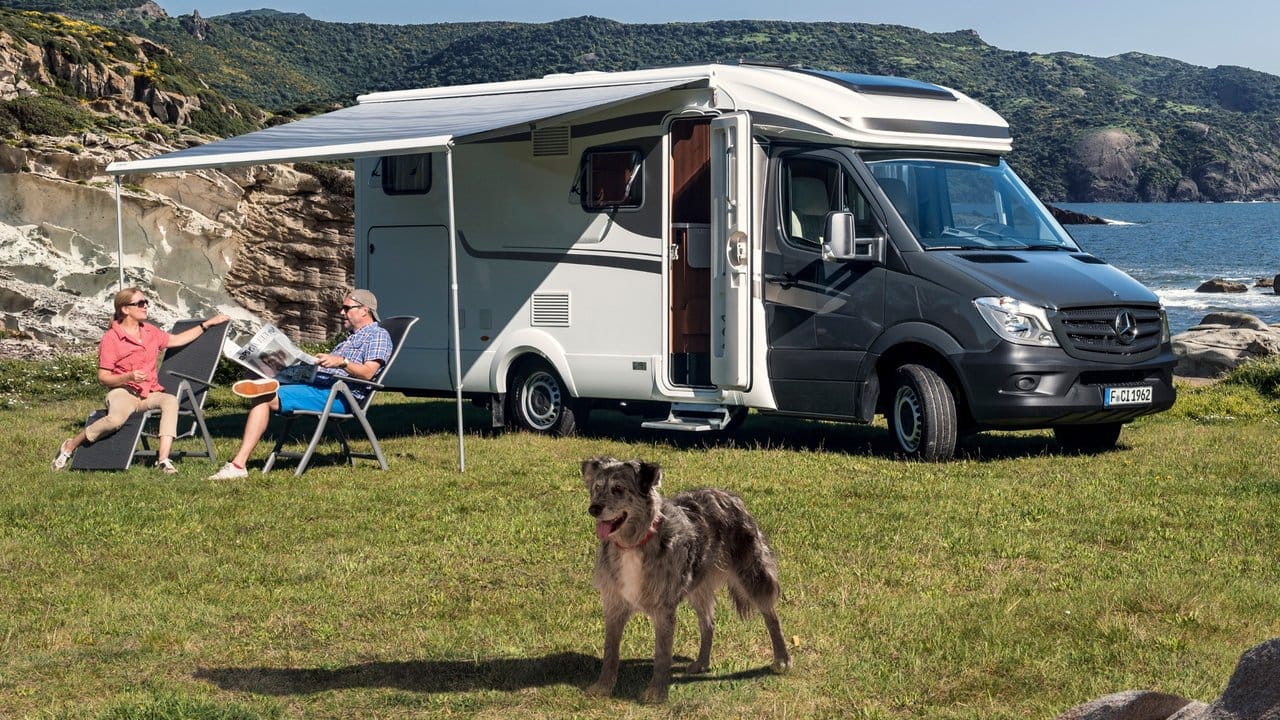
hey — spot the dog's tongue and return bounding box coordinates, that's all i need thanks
[595,520,614,542]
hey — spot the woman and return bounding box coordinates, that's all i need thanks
[51,287,230,474]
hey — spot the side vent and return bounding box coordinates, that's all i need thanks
[531,292,571,326]
[532,126,571,157]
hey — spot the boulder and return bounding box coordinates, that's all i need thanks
[1172,312,1280,378]
[1196,278,1249,293]
[1055,638,1280,720]
[1054,690,1194,719]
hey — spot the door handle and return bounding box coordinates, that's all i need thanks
[764,272,797,288]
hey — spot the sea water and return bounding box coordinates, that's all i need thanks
[1057,202,1280,334]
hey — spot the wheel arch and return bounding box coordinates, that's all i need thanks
[489,329,578,397]
[868,326,971,425]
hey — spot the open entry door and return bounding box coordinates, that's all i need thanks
[709,112,752,390]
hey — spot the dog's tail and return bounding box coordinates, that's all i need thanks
[729,543,782,619]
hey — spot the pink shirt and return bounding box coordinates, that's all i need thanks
[98,321,171,397]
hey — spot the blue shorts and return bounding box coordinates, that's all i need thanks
[278,383,351,414]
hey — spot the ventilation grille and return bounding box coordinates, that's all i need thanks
[532,126,571,157]
[1056,305,1163,357]
[958,253,1026,264]
[531,292,571,326]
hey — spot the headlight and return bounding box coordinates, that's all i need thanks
[1159,306,1171,343]
[974,296,1059,347]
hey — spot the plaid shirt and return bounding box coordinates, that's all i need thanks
[313,322,393,400]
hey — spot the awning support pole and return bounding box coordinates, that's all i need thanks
[446,147,465,472]
[114,176,124,289]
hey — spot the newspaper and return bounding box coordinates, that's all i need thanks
[223,324,319,383]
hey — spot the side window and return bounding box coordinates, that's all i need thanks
[782,158,880,247]
[578,148,643,211]
[379,154,431,195]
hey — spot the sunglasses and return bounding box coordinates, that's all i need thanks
[339,304,363,313]
[125,299,150,308]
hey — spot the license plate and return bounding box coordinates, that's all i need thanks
[1104,386,1152,407]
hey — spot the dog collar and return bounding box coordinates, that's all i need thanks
[612,514,662,550]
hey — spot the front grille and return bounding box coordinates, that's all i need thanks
[1055,305,1163,357]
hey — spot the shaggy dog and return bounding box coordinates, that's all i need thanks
[582,456,791,703]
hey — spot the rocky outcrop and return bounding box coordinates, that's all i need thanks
[0,18,349,347]
[1172,312,1280,378]
[0,144,354,346]
[1067,126,1280,203]
[1055,638,1280,720]
[1048,204,1110,225]
[1196,278,1249,293]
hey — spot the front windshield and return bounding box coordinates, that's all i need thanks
[866,156,1078,251]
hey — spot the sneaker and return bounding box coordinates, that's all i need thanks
[208,462,248,480]
[51,441,73,471]
[233,378,280,399]
[157,458,178,474]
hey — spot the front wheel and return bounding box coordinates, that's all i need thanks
[887,364,958,461]
[506,360,581,436]
[1053,423,1122,453]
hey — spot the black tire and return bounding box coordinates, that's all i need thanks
[506,360,580,436]
[1053,423,1122,453]
[887,364,958,461]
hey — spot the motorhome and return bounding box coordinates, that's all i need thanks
[114,62,1178,460]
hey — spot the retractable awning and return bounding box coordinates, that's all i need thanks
[105,73,704,471]
[106,77,699,174]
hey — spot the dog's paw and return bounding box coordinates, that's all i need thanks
[640,686,669,704]
[685,659,710,674]
[584,682,614,698]
[771,657,793,675]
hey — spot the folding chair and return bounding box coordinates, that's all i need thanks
[261,315,418,477]
[71,319,229,470]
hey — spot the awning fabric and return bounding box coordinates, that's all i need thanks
[106,78,696,175]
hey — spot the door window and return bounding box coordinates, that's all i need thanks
[781,158,880,248]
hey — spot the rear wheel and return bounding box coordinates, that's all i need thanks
[506,360,580,436]
[887,364,957,461]
[1053,423,1122,453]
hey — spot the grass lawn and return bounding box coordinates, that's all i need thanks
[1,359,1278,719]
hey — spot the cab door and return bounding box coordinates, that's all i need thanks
[761,149,888,417]
[709,112,752,390]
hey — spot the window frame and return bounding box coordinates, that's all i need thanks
[576,147,645,212]
[378,153,433,196]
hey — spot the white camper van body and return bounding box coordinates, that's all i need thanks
[346,63,1174,454]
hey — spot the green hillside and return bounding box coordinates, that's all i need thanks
[4,2,1279,201]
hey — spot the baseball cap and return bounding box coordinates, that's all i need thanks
[347,289,379,320]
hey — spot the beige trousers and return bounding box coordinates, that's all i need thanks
[85,388,179,442]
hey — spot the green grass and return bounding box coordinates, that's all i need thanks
[2,358,1279,719]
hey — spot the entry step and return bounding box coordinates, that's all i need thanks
[641,404,735,432]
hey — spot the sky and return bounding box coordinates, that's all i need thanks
[153,0,1280,77]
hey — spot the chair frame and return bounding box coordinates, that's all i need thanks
[260,315,418,476]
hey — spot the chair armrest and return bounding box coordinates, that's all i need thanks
[168,370,212,391]
[335,375,384,390]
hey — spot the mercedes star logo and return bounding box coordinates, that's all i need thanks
[1112,311,1139,345]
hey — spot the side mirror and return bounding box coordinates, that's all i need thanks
[823,211,886,264]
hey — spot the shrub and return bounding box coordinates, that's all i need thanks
[0,95,94,135]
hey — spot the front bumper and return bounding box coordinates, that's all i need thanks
[953,341,1177,430]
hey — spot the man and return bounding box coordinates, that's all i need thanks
[209,289,392,479]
